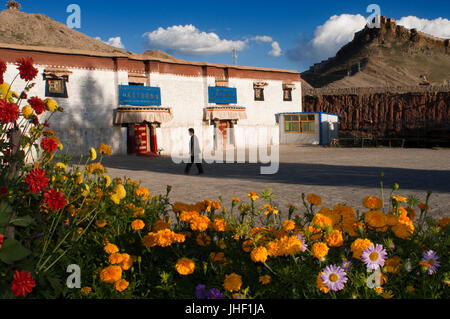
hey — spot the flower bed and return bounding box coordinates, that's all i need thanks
[0,58,449,299]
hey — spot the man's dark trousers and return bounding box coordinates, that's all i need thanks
[185,155,204,174]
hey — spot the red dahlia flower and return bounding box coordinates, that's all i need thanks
[0,99,20,124]
[0,59,6,84]
[27,96,46,115]
[0,186,7,197]
[44,189,67,211]
[40,137,58,153]
[0,233,4,249]
[11,270,36,297]
[25,168,49,193]
[16,57,38,82]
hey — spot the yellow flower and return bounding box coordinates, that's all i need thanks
[131,219,145,231]
[312,242,329,260]
[111,184,126,204]
[85,162,105,175]
[104,243,119,255]
[104,175,111,187]
[248,192,259,201]
[89,147,97,161]
[179,211,199,223]
[350,238,373,260]
[81,184,90,197]
[80,287,92,295]
[54,162,67,170]
[259,275,271,285]
[407,286,415,293]
[99,265,122,284]
[306,193,322,206]
[232,197,240,203]
[365,211,387,228]
[44,98,58,112]
[392,196,407,203]
[324,230,344,247]
[223,273,242,292]
[282,220,296,232]
[0,82,12,99]
[97,143,113,156]
[175,258,195,276]
[250,246,268,263]
[114,279,129,292]
[362,196,383,210]
[381,290,394,299]
[22,105,34,119]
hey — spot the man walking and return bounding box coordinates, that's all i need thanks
[184,128,204,175]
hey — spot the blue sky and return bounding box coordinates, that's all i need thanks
[17,0,450,72]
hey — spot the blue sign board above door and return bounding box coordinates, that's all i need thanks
[208,87,237,104]
[119,85,161,106]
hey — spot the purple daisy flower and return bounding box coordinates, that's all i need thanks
[195,284,207,299]
[233,293,247,299]
[421,250,440,275]
[341,260,351,271]
[296,233,307,252]
[207,288,223,299]
[362,244,387,270]
[321,265,348,292]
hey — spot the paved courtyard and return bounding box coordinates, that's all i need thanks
[102,146,450,219]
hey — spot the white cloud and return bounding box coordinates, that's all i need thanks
[95,36,125,49]
[397,16,450,39]
[287,14,367,65]
[268,41,282,57]
[143,25,247,56]
[252,35,273,43]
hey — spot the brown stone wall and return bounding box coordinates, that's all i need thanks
[303,87,450,140]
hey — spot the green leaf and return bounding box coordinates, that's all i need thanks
[0,201,13,227]
[0,238,31,264]
[10,215,35,227]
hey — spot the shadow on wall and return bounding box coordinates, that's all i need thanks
[50,72,125,156]
[101,155,450,193]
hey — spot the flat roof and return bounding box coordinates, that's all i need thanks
[0,42,300,75]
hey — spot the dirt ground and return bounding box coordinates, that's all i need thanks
[101,146,450,219]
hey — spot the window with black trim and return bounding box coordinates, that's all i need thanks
[283,88,292,101]
[254,87,264,101]
[44,73,69,98]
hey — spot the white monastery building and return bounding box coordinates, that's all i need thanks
[1,43,303,157]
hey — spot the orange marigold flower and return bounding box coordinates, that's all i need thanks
[259,275,271,285]
[119,253,133,271]
[80,287,92,295]
[363,196,383,210]
[131,219,145,231]
[104,243,119,255]
[385,256,402,274]
[350,238,373,260]
[114,279,129,292]
[324,230,344,247]
[437,217,450,229]
[212,218,228,232]
[307,193,322,206]
[312,242,329,260]
[248,192,259,201]
[152,219,170,232]
[282,220,296,232]
[99,265,122,284]
[316,272,329,294]
[210,252,225,263]
[250,246,268,263]
[242,240,253,253]
[175,258,195,276]
[418,202,429,211]
[196,233,211,246]
[312,213,333,229]
[190,215,211,232]
[365,211,387,228]
[179,211,199,223]
[109,253,125,265]
[223,273,242,292]
[135,187,150,200]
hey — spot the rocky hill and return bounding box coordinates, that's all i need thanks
[0,5,175,59]
[301,17,450,88]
